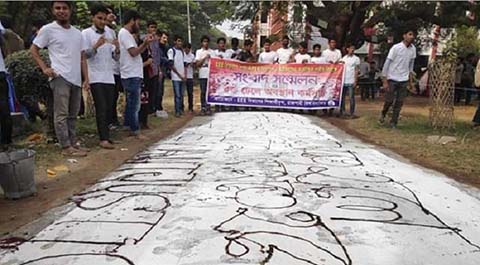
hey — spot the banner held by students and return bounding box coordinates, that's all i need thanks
[207,58,344,109]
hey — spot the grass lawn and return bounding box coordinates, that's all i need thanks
[327,96,480,187]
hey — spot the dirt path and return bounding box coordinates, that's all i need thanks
[0,115,193,235]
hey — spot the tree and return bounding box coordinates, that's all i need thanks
[232,0,480,51]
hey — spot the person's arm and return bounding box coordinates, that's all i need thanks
[85,36,106,59]
[168,49,185,81]
[30,27,57,78]
[30,44,56,78]
[126,34,153,57]
[81,51,90,90]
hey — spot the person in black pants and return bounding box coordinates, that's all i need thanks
[0,72,13,150]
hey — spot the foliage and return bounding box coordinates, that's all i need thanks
[5,49,50,101]
[444,25,480,59]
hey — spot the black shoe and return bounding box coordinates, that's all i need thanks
[378,115,386,124]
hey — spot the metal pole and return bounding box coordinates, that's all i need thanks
[187,0,192,43]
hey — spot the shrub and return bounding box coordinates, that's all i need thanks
[5,49,50,101]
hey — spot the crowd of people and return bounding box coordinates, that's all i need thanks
[0,1,479,155]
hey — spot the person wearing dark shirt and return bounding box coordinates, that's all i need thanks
[238,39,254,62]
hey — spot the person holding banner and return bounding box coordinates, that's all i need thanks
[238,39,255,62]
[311,44,327,64]
[339,43,360,118]
[322,39,342,64]
[214,37,233,60]
[258,39,278,64]
[277,36,294,64]
[294,41,311,64]
[321,39,341,116]
[195,35,214,115]
[228,38,241,60]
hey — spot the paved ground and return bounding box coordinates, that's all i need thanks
[1,112,480,265]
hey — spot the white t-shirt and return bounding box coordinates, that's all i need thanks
[227,48,241,60]
[214,49,232,60]
[118,28,143,79]
[167,47,185,81]
[81,27,115,84]
[277,47,294,64]
[294,53,311,64]
[195,48,214,79]
[33,21,83,86]
[340,54,361,85]
[105,26,120,75]
[184,52,195,79]
[322,48,342,63]
[0,22,5,72]
[384,42,416,82]
[311,56,327,64]
[258,51,278,63]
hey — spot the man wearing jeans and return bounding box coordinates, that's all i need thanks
[118,10,153,139]
[82,4,117,149]
[154,30,169,118]
[339,43,360,118]
[0,21,13,151]
[195,35,214,115]
[379,29,416,129]
[31,1,89,157]
[168,35,186,117]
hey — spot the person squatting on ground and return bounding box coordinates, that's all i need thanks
[379,29,417,129]
[31,1,90,157]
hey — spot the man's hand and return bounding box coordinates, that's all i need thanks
[112,39,119,50]
[145,58,153,66]
[82,80,90,91]
[94,36,106,50]
[144,34,154,44]
[382,78,389,92]
[43,68,57,78]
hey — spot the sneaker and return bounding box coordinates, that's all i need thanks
[155,110,163,117]
[175,113,181,118]
[74,145,91,152]
[160,110,169,118]
[390,123,398,129]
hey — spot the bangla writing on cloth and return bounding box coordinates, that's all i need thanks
[207,58,345,109]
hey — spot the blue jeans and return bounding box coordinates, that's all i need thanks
[121,77,142,134]
[186,79,194,111]
[172,80,184,114]
[340,84,355,115]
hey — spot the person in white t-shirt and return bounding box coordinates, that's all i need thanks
[195,35,214,115]
[258,39,278,64]
[380,29,417,128]
[322,39,342,64]
[118,9,153,139]
[311,44,327,64]
[167,35,186,117]
[321,39,342,116]
[184,43,195,113]
[228,37,241,60]
[277,36,294,64]
[0,21,13,150]
[339,43,360,117]
[294,41,311,64]
[31,1,89,157]
[214,37,233,60]
[81,4,118,150]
